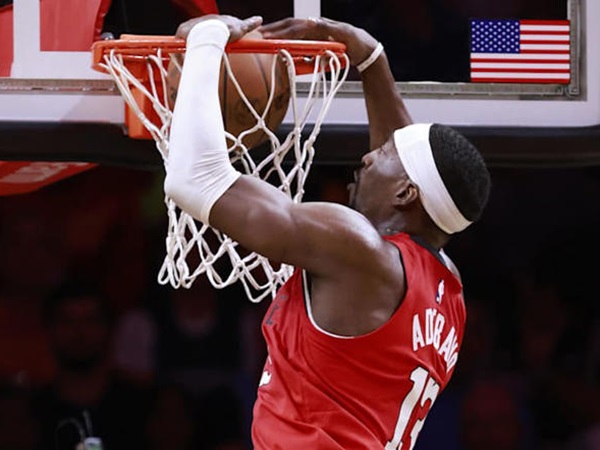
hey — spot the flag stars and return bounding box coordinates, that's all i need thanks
[471,19,520,53]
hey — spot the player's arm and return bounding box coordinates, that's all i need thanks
[164,16,394,279]
[211,178,392,279]
[259,17,413,149]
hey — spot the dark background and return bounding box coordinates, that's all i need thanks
[0,1,598,450]
[0,160,598,450]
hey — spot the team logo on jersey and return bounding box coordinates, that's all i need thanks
[435,279,445,304]
[265,293,289,326]
[259,370,272,387]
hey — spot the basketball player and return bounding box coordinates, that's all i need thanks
[165,14,491,449]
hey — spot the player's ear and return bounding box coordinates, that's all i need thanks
[393,180,419,208]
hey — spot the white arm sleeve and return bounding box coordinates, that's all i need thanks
[164,19,241,225]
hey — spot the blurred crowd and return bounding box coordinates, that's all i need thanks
[0,167,266,450]
[0,162,598,450]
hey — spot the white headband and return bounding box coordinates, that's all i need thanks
[394,124,472,234]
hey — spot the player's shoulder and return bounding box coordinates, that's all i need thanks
[297,201,384,249]
[385,235,463,290]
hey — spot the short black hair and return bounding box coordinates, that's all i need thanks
[42,278,111,327]
[429,124,491,222]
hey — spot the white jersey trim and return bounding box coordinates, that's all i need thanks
[439,249,451,268]
[302,270,355,340]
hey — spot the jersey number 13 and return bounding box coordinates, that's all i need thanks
[385,367,440,450]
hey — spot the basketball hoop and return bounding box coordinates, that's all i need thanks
[91,34,349,303]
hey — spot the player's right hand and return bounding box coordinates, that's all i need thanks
[259,17,378,67]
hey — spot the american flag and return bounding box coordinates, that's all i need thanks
[470,19,571,84]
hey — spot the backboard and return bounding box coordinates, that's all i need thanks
[0,0,598,193]
[0,0,597,126]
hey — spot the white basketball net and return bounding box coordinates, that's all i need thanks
[97,43,349,303]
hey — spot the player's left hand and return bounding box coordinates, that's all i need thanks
[176,14,263,43]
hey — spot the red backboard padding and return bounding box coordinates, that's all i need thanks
[0,0,113,75]
[40,0,113,51]
[0,4,12,77]
[0,162,96,196]
[172,0,219,16]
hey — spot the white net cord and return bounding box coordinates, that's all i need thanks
[99,46,349,303]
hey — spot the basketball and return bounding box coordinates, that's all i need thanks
[167,30,290,150]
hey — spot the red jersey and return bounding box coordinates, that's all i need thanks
[252,233,466,449]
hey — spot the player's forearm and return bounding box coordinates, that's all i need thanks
[320,21,413,149]
[360,50,413,150]
[164,20,241,224]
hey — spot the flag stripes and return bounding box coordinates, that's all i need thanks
[470,19,571,84]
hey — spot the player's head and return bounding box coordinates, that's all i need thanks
[349,123,490,236]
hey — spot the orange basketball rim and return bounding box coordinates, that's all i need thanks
[90,33,349,302]
[91,35,347,140]
[91,34,347,76]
